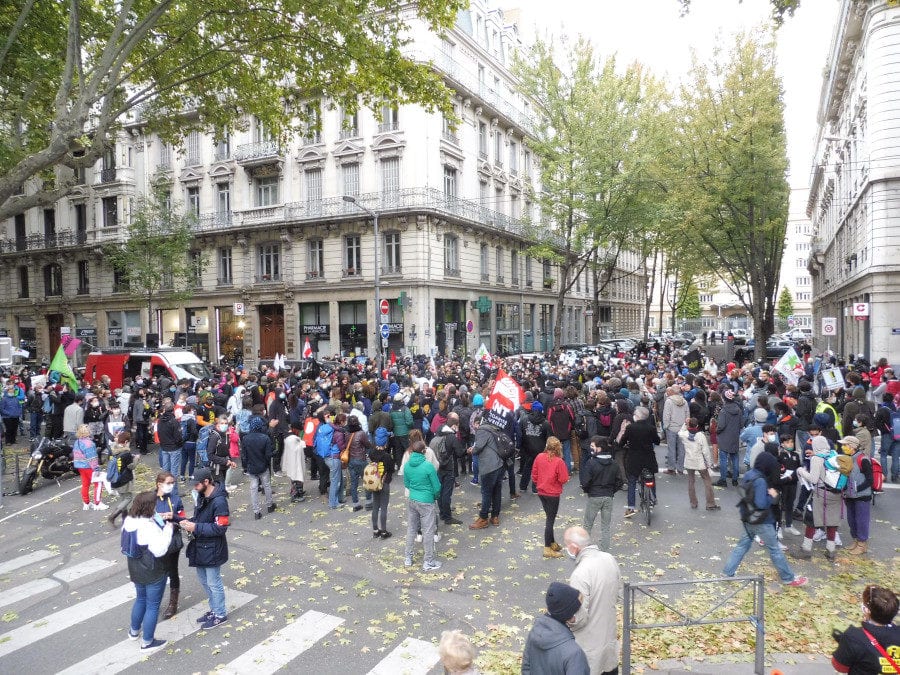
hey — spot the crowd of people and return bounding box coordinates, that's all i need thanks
[2,337,898,670]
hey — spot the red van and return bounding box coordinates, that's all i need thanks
[83,348,211,389]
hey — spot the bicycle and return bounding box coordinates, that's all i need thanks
[638,468,656,526]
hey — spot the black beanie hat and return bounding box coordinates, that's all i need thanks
[545,582,581,623]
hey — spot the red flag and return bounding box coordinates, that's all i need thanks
[61,335,82,357]
[390,350,396,365]
[302,338,312,359]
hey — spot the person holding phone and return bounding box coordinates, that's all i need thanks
[154,471,185,620]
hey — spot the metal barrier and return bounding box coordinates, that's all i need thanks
[623,575,765,675]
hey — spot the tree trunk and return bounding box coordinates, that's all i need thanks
[643,248,659,340]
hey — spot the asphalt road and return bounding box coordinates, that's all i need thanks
[0,444,897,674]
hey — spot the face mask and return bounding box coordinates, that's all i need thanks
[218,424,228,432]
[279,394,286,400]
[853,420,860,427]
[565,547,578,561]
[160,483,174,495]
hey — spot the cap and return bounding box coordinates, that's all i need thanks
[546,582,581,623]
[838,435,860,448]
[472,394,484,407]
[753,408,768,423]
[393,392,404,402]
[532,401,544,413]
[193,468,213,484]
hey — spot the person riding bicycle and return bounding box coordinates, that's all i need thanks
[619,406,660,518]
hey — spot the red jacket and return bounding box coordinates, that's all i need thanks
[531,452,569,497]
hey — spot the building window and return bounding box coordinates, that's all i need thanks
[112,264,128,293]
[307,239,324,278]
[344,235,361,275]
[443,166,457,198]
[101,146,116,182]
[44,263,62,297]
[255,176,279,206]
[495,246,504,283]
[510,194,519,219]
[494,129,503,167]
[442,102,459,143]
[342,162,360,198]
[525,256,533,287]
[379,100,399,133]
[189,250,203,287]
[511,249,519,285]
[187,186,200,216]
[524,150,531,176]
[303,102,322,143]
[444,235,459,275]
[185,131,202,166]
[218,247,233,285]
[214,133,230,161]
[254,117,274,143]
[257,243,280,281]
[340,109,359,138]
[17,266,29,298]
[216,182,231,217]
[480,243,490,281]
[158,142,171,170]
[699,293,714,303]
[77,260,89,295]
[381,157,400,194]
[796,276,810,287]
[102,196,117,228]
[306,168,323,206]
[796,257,807,268]
[384,231,401,273]
[495,186,504,214]
[796,291,811,301]
[509,140,518,174]
[478,122,488,159]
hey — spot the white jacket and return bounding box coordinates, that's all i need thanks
[569,545,621,674]
[678,426,713,471]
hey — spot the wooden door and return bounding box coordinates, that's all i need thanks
[258,304,285,359]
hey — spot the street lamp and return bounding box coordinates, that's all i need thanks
[342,195,381,371]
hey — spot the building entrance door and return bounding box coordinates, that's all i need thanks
[47,313,64,357]
[258,304,285,359]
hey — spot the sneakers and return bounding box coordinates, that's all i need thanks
[813,529,826,542]
[787,576,809,588]
[380,531,392,539]
[140,639,167,650]
[373,529,383,538]
[128,628,140,640]
[352,504,363,512]
[443,517,463,526]
[470,478,479,486]
[422,560,442,572]
[834,533,843,546]
[623,509,636,518]
[786,526,801,536]
[82,503,91,511]
[196,610,215,624]
[434,533,441,543]
[489,516,500,526]
[777,528,783,541]
[706,504,721,511]
[415,533,423,543]
[254,512,262,520]
[200,615,227,630]
[404,556,413,567]
[267,503,277,513]
[364,503,373,510]
[469,518,490,530]
[714,480,727,487]
[92,502,109,511]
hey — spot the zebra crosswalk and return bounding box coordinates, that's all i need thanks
[0,548,444,674]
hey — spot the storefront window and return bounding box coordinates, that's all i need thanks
[185,308,209,360]
[299,302,331,357]
[217,307,244,367]
[338,301,367,357]
[73,313,97,366]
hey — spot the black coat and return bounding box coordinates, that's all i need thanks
[620,419,660,477]
[186,485,229,568]
[241,430,274,476]
[156,411,182,451]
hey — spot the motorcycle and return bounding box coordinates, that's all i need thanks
[19,437,76,495]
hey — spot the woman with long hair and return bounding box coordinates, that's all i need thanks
[531,436,570,558]
[154,471,185,620]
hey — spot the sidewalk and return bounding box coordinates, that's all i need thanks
[645,651,832,674]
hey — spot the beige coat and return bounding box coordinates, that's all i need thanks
[568,545,620,674]
[678,427,713,471]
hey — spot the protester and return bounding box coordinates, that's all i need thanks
[403,440,442,572]
[153,471,185,620]
[678,417,720,511]
[832,585,899,674]
[522,582,590,675]
[579,436,623,552]
[531,436,570,558]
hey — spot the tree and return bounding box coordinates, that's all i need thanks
[515,37,672,347]
[0,0,462,220]
[777,286,794,320]
[677,280,702,320]
[103,190,203,337]
[677,0,800,25]
[671,29,789,346]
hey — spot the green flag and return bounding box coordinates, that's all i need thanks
[49,345,79,392]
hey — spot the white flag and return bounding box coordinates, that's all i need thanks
[773,347,803,385]
[475,342,492,364]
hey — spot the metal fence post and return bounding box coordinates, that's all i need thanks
[622,582,631,675]
[754,575,765,675]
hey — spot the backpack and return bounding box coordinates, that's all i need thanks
[362,461,384,492]
[488,427,516,462]
[736,476,769,525]
[314,423,337,458]
[195,424,213,466]
[891,410,900,441]
[862,454,884,492]
[41,395,52,414]
[597,408,613,428]
[579,411,600,441]
[818,450,849,492]
[431,435,452,473]
[548,403,573,438]
[106,453,122,486]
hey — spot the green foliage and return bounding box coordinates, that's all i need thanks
[0,0,463,219]
[103,189,203,332]
[677,0,801,25]
[677,280,702,319]
[671,28,789,345]
[777,286,794,319]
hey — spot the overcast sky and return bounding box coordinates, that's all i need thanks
[509,0,842,213]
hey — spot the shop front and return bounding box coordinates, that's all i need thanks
[495,302,520,356]
[107,310,142,349]
[184,307,210,360]
[434,299,466,357]
[338,300,367,357]
[299,302,331,357]
[73,313,98,366]
[216,306,244,367]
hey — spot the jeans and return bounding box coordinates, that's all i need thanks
[665,430,683,471]
[584,495,614,551]
[562,439,573,471]
[626,473,656,509]
[438,472,455,521]
[325,456,343,508]
[719,451,740,482]
[181,442,196,478]
[348,458,368,505]
[723,521,796,583]
[880,436,900,480]
[519,452,537,492]
[478,466,503,520]
[130,574,167,644]
[195,565,227,617]
[539,495,560,546]
[249,471,273,514]
[159,449,181,489]
[135,423,149,454]
[845,498,871,542]
[405,500,437,565]
[29,412,43,439]
[371,486,390,531]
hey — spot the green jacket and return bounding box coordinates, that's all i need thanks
[390,404,414,437]
[403,452,440,503]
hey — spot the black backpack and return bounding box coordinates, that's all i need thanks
[431,435,452,473]
[548,403,573,437]
[488,427,516,461]
[736,476,769,525]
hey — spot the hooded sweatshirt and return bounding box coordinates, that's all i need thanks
[522,614,590,675]
[662,393,688,432]
[580,452,623,497]
[402,452,440,504]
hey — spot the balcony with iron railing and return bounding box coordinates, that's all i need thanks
[0,231,82,255]
[342,267,361,278]
[338,128,360,140]
[445,267,461,278]
[305,270,324,280]
[442,130,460,145]
[382,265,402,276]
[234,141,282,164]
[217,277,233,286]
[301,132,323,145]
[377,122,400,134]
[481,272,490,282]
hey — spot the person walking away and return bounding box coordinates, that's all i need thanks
[577,398,601,473]
[434,412,466,526]
[154,471,185,620]
[389,392,414,471]
[580,436,624,552]
[723,452,808,587]
[832,585,900,674]
[563,526,621,675]
[839,435,874,555]
[282,426,307,503]
[240,416,276,519]
[403,440,442,571]
[345,415,373,512]
[662,386,689,474]
[369,431,395,538]
[181,468,230,629]
[121,490,174,650]
[519,401,551,494]
[522,582,590,675]
[619,407,660,517]
[156,402,183,492]
[678,418,720,511]
[547,388,576,471]
[531,436,570,558]
[73,424,107,510]
[315,412,345,509]
[468,412,505,529]
[793,436,845,561]
[714,388,743,486]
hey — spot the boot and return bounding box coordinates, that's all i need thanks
[162,588,179,620]
[468,517,490,530]
[846,539,859,553]
[543,546,563,559]
[848,541,868,556]
[490,516,501,526]
[107,507,124,526]
[549,542,562,552]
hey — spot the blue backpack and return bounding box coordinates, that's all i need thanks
[195,425,213,466]
[314,423,337,459]
[106,454,122,485]
[42,395,52,414]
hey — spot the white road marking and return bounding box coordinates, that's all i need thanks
[218,609,344,674]
[367,637,441,675]
[0,582,135,660]
[0,486,82,524]
[52,558,115,583]
[57,589,257,675]
[0,549,56,575]
[0,578,59,609]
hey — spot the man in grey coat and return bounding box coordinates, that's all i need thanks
[467,412,505,530]
[662,387,689,474]
[715,388,743,487]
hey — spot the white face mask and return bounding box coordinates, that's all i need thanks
[160,483,174,495]
[565,547,578,561]
[218,424,228,432]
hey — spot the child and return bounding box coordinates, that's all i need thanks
[72,424,106,510]
[778,433,802,536]
[108,431,139,525]
[439,630,479,675]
